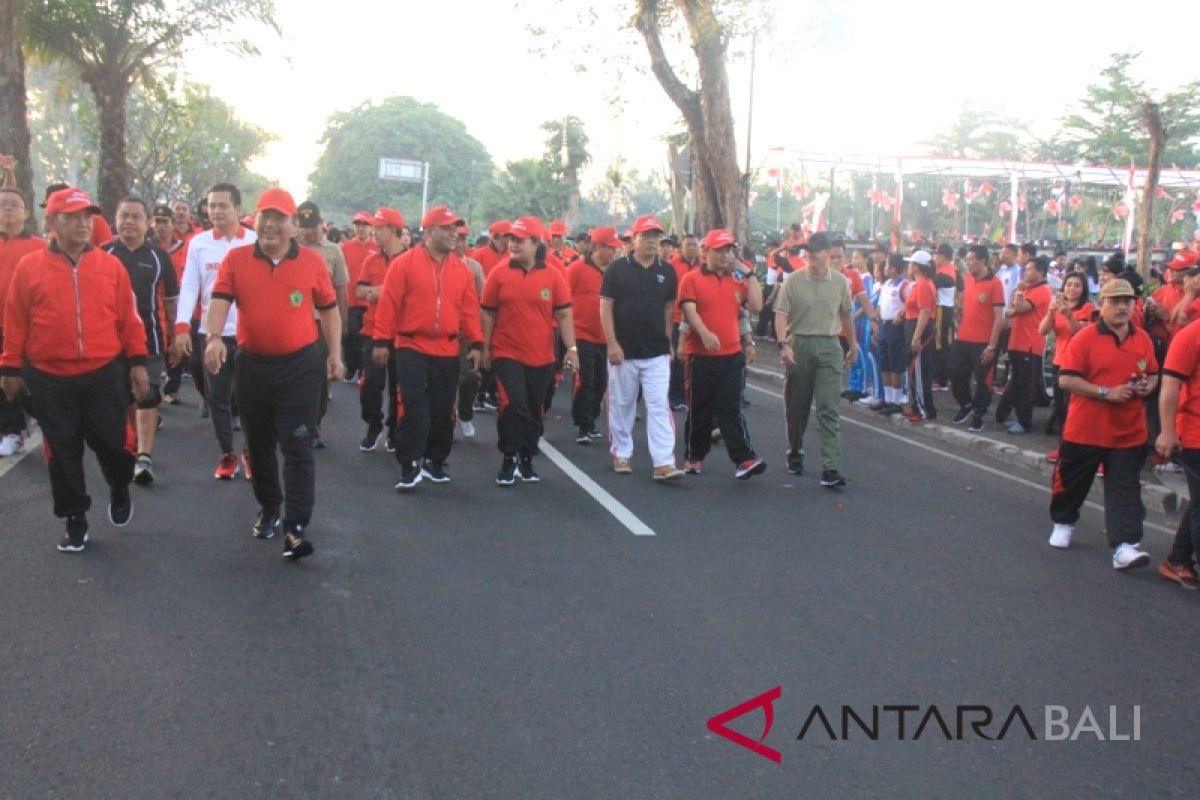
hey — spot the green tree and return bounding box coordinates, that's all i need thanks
[23,0,278,215]
[1055,51,1200,168]
[923,103,1029,160]
[25,65,272,209]
[478,159,566,224]
[308,96,494,226]
[541,116,590,228]
[0,0,36,228]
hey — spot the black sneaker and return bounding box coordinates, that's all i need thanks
[385,434,396,453]
[587,428,603,440]
[518,457,540,482]
[282,524,313,560]
[108,485,133,526]
[394,461,422,492]
[360,422,383,451]
[576,427,590,444]
[952,405,973,425]
[966,415,984,433]
[820,470,847,488]
[421,460,451,483]
[496,456,518,487]
[312,427,326,450]
[232,416,242,432]
[58,514,89,553]
[786,457,804,476]
[252,510,281,539]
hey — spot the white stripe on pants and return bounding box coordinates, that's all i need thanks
[607,355,676,466]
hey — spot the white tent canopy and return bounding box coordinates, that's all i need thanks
[767,150,1200,190]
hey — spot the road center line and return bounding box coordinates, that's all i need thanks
[745,382,1176,537]
[539,439,657,537]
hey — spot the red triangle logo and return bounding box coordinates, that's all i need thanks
[706,686,782,763]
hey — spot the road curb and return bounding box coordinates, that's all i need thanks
[746,365,1179,514]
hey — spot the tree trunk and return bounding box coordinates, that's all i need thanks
[666,139,688,235]
[0,0,37,231]
[1136,101,1164,278]
[90,71,132,218]
[636,0,746,243]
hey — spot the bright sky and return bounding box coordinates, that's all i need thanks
[180,0,1192,200]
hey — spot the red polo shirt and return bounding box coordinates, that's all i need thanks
[211,240,335,357]
[669,255,700,324]
[903,276,935,321]
[677,267,749,357]
[1059,320,1158,448]
[472,244,506,277]
[566,258,606,344]
[1163,320,1200,448]
[340,238,379,309]
[957,272,1005,344]
[481,260,571,366]
[1051,302,1094,367]
[1009,282,1053,354]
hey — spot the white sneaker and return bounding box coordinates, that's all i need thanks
[0,433,23,456]
[855,395,877,406]
[1112,542,1150,571]
[459,420,475,438]
[1048,523,1073,549]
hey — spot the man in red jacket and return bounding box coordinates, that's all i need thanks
[1,188,149,553]
[372,206,484,491]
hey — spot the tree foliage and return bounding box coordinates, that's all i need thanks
[478,159,565,224]
[308,96,493,226]
[922,103,1029,161]
[1053,51,1200,168]
[541,116,590,226]
[25,65,272,207]
[22,0,279,213]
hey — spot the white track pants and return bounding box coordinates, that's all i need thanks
[607,355,676,467]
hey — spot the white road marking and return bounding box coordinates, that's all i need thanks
[540,439,657,537]
[745,382,1176,537]
[0,431,42,479]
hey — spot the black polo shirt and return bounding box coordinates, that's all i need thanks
[104,238,180,355]
[599,255,677,359]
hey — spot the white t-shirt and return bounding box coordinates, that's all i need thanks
[175,227,257,336]
[878,277,908,322]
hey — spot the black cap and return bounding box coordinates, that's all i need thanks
[296,201,321,229]
[152,203,173,219]
[41,182,69,208]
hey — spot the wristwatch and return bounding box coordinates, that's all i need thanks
[1097,386,1110,399]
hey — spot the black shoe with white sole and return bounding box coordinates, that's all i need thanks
[421,460,451,483]
[360,423,383,452]
[820,470,848,488]
[518,457,540,482]
[786,457,804,476]
[952,405,973,425]
[576,427,590,444]
[252,510,281,539]
[394,462,422,491]
[282,524,314,561]
[108,486,133,526]
[58,514,89,553]
[497,456,518,486]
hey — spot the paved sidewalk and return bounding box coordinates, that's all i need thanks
[746,338,1188,512]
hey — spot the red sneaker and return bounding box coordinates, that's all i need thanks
[1045,448,1059,464]
[1158,561,1200,590]
[241,448,253,480]
[214,452,240,480]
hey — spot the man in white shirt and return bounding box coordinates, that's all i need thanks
[171,182,257,480]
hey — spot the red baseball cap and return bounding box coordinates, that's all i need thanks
[240,214,255,228]
[1167,251,1199,271]
[702,229,736,250]
[590,226,622,248]
[548,219,568,236]
[489,220,511,236]
[629,214,665,235]
[44,187,102,216]
[508,216,545,241]
[256,187,298,217]
[421,205,463,229]
[371,207,406,229]
[352,211,373,224]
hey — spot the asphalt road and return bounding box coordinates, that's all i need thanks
[1,371,1197,799]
